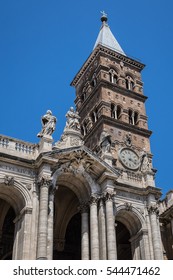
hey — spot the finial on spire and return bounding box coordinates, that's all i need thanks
[100,11,108,23]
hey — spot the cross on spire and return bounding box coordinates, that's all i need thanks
[100,11,107,17]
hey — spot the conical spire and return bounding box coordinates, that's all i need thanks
[93,12,126,56]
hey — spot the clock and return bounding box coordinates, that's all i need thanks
[119,148,140,170]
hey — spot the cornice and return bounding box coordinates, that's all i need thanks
[76,81,147,115]
[115,183,162,198]
[71,44,145,87]
[84,115,152,143]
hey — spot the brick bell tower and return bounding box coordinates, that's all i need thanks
[71,12,154,182]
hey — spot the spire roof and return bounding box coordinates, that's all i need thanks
[93,12,126,56]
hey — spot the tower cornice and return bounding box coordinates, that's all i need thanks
[83,115,152,144]
[71,44,145,87]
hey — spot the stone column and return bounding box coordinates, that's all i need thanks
[98,199,107,259]
[90,195,99,260]
[142,230,151,259]
[146,211,154,259]
[104,191,117,259]
[148,205,163,259]
[37,177,51,260]
[79,202,89,260]
[47,186,55,260]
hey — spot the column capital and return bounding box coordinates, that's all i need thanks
[79,201,89,213]
[147,204,159,216]
[103,189,115,201]
[90,194,99,205]
[38,176,52,188]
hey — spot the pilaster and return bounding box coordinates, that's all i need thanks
[148,205,163,259]
[90,194,99,260]
[37,177,52,260]
[79,201,90,260]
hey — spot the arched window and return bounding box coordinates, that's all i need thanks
[109,69,118,84]
[134,112,138,125]
[126,76,134,90]
[129,109,138,125]
[81,121,87,136]
[91,73,97,87]
[91,108,98,123]
[129,109,134,125]
[111,104,121,119]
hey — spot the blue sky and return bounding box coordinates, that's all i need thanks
[0,0,173,196]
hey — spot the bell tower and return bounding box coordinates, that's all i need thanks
[71,13,153,175]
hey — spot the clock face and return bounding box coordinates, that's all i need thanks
[119,148,140,170]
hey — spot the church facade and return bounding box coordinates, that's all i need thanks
[0,14,173,260]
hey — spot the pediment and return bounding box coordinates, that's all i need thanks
[46,145,120,181]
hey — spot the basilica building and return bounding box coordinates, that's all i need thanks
[0,14,173,260]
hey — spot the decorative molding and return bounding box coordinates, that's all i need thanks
[0,163,36,177]
[79,201,89,213]
[124,202,133,211]
[148,205,159,216]
[37,176,52,188]
[90,194,99,205]
[103,189,115,201]
[4,175,14,186]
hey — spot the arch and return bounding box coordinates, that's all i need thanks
[116,204,145,235]
[0,178,32,214]
[125,74,135,90]
[108,65,120,74]
[111,103,122,119]
[0,178,33,260]
[128,109,139,125]
[0,205,15,260]
[109,68,119,84]
[52,166,100,201]
[115,204,148,260]
[91,73,97,87]
[91,107,98,123]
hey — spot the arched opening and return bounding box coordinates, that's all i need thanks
[109,69,118,84]
[91,108,98,123]
[53,185,81,260]
[53,213,81,260]
[111,104,121,119]
[0,199,15,260]
[116,221,132,260]
[115,207,144,260]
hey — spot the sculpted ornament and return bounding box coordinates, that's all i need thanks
[99,130,112,154]
[65,107,81,131]
[125,132,132,147]
[140,150,150,172]
[79,201,89,213]
[103,189,115,201]
[37,110,57,138]
[124,202,133,211]
[38,176,52,188]
[4,175,14,186]
[147,205,159,216]
[90,194,99,205]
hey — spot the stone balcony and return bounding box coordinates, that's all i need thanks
[0,134,39,160]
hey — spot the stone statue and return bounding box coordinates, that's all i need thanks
[99,130,112,154]
[140,150,150,172]
[65,107,80,131]
[37,110,57,138]
[125,132,132,147]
